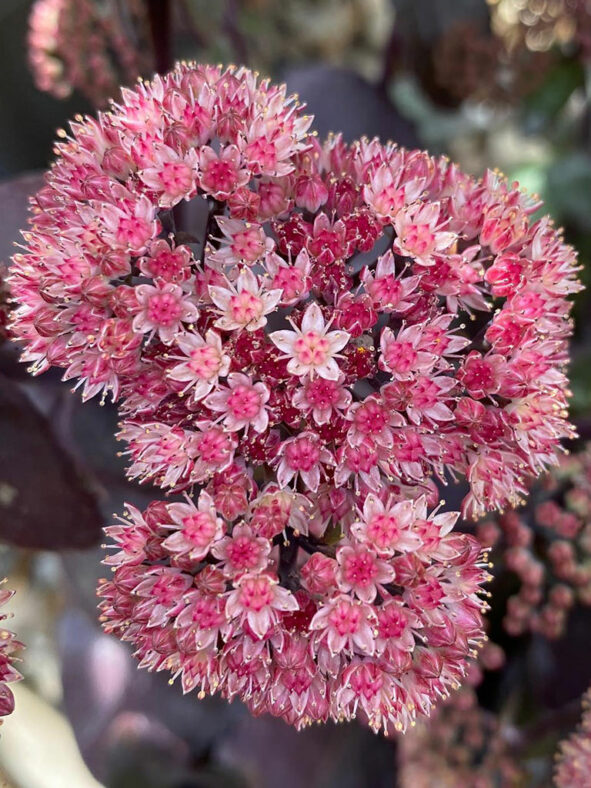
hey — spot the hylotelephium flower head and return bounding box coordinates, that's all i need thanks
[8,62,582,733]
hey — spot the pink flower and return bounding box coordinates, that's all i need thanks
[351,495,423,556]
[168,330,231,401]
[270,303,350,380]
[198,145,249,199]
[458,351,506,399]
[295,173,329,212]
[347,395,405,448]
[249,487,312,539]
[120,422,198,489]
[140,145,199,207]
[362,159,425,220]
[393,203,456,265]
[406,375,456,424]
[225,573,299,639]
[379,324,437,380]
[334,442,383,491]
[275,432,334,491]
[139,239,193,283]
[293,376,352,424]
[243,117,306,177]
[208,463,252,521]
[133,282,198,344]
[175,590,228,650]
[191,423,236,482]
[209,218,274,267]
[336,544,395,603]
[209,268,282,332]
[300,553,338,595]
[100,190,160,254]
[310,596,377,655]
[162,492,225,561]
[266,249,311,306]
[375,599,420,656]
[103,503,154,566]
[10,62,581,734]
[212,524,271,577]
[361,251,419,312]
[335,293,378,338]
[204,373,270,433]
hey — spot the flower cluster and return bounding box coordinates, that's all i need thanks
[477,444,591,639]
[27,0,152,106]
[555,684,591,787]
[0,585,22,723]
[8,62,580,729]
[98,491,489,731]
[397,631,519,787]
[9,64,581,521]
[397,682,523,788]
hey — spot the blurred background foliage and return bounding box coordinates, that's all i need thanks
[3,0,591,786]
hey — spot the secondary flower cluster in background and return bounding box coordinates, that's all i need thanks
[27,0,153,106]
[477,444,591,640]
[0,585,22,724]
[397,681,523,788]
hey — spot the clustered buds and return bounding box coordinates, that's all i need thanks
[9,62,581,730]
[397,684,523,788]
[0,585,22,723]
[555,684,591,787]
[27,0,152,106]
[477,444,591,639]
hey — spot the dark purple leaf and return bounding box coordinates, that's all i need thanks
[283,65,419,147]
[0,171,45,261]
[529,606,591,709]
[58,607,244,783]
[217,712,396,788]
[0,373,103,549]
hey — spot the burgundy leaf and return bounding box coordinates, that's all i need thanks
[0,373,102,549]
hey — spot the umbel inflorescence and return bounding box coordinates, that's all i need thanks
[28,0,152,107]
[9,63,580,731]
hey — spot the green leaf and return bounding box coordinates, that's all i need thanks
[568,351,591,416]
[522,58,585,131]
[544,152,591,231]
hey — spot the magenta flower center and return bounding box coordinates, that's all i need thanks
[238,577,274,612]
[293,332,331,366]
[284,437,321,471]
[227,385,262,418]
[328,601,362,636]
[147,292,183,326]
